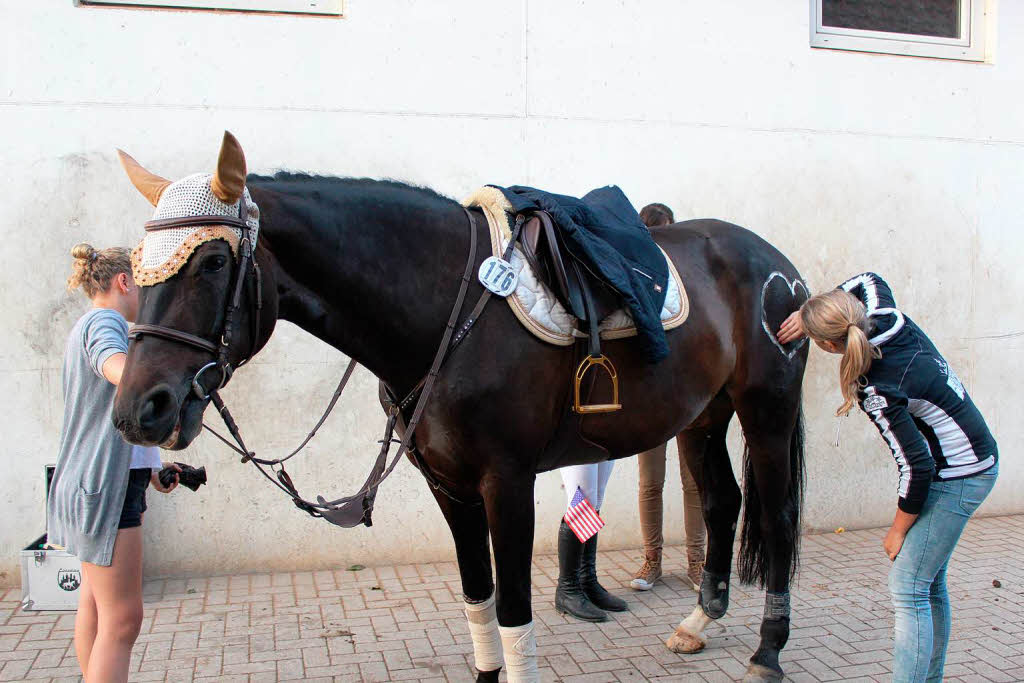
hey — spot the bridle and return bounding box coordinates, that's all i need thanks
[128,198,499,528]
[129,193,262,398]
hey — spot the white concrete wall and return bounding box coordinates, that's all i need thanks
[2,0,1021,587]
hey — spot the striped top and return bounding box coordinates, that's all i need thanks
[841,273,998,514]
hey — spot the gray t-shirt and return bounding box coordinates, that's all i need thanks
[46,308,134,566]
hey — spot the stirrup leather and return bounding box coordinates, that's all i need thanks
[573,354,622,414]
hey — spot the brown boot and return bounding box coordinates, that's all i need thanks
[629,550,662,591]
[686,547,705,592]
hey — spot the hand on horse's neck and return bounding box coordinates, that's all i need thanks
[257,187,474,394]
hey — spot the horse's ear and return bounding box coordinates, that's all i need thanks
[211,131,247,204]
[117,150,171,207]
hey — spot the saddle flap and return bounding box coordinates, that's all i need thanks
[518,210,619,324]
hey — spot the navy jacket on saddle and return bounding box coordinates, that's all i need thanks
[496,185,670,362]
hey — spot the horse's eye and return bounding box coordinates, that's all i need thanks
[203,255,228,273]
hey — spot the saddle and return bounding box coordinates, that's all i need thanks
[517,210,622,413]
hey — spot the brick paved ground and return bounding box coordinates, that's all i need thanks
[2,515,1022,682]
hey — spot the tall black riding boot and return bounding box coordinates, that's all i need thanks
[581,531,628,612]
[554,521,608,622]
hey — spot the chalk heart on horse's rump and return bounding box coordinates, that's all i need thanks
[760,271,809,359]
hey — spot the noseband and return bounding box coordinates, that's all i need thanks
[128,194,262,400]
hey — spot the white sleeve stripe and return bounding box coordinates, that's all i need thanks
[869,408,911,498]
[840,273,879,314]
[867,307,905,346]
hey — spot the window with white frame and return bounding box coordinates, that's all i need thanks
[76,0,342,16]
[810,0,987,61]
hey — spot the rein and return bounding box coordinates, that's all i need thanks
[131,203,491,527]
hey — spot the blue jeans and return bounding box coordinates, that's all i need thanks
[889,463,998,682]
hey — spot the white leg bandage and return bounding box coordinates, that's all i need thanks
[498,621,539,683]
[464,594,503,673]
[680,604,713,636]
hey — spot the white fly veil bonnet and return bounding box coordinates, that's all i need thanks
[119,132,260,286]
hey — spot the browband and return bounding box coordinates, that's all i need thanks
[129,323,220,355]
[145,214,251,232]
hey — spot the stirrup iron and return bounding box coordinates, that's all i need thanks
[573,354,622,414]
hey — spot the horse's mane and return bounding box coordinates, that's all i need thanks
[246,171,458,210]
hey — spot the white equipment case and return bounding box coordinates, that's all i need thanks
[19,466,82,611]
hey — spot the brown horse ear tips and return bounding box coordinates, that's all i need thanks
[211,130,247,203]
[117,148,171,207]
[221,130,245,164]
[116,148,136,170]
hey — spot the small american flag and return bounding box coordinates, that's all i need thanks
[564,487,604,542]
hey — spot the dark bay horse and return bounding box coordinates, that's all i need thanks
[112,134,808,682]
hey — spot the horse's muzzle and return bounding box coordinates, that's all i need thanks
[138,384,178,437]
[114,381,203,449]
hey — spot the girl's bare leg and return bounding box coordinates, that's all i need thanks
[74,571,98,676]
[80,527,144,683]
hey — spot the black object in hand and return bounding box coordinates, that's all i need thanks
[158,463,207,492]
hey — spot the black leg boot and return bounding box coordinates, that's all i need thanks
[554,521,608,622]
[580,531,628,612]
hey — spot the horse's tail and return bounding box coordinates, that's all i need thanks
[737,400,806,587]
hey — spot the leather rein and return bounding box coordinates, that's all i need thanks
[129,201,493,527]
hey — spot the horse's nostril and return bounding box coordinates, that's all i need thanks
[138,386,177,431]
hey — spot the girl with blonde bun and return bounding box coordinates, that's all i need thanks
[48,243,180,683]
[779,273,998,683]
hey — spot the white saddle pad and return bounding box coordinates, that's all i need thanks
[462,187,688,346]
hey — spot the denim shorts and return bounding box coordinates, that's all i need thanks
[118,468,151,529]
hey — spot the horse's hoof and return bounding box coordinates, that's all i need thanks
[665,625,706,654]
[742,663,783,682]
[476,667,501,683]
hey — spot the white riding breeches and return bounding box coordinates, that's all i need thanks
[560,461,615,511]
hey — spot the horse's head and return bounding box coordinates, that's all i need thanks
[113,132,274,449]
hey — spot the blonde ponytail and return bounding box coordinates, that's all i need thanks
[838,323,875,416]
[799,290,881,416]
[67,243,131,299]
